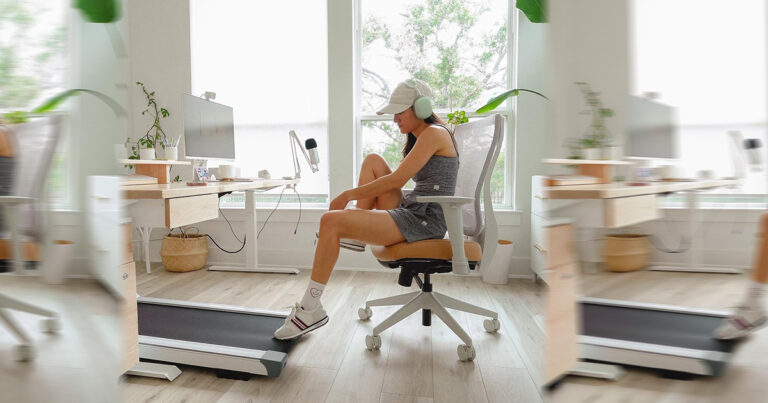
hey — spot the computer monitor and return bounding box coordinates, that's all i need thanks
[183,94,235,160]
[625,95,678,159]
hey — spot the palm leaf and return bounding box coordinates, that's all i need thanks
[74,0,120,23]
[475,88,549,114]
[32,89,126,117]
[516,0,547,23]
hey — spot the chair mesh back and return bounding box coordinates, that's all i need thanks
[6,116,63,237]
[452,114,504,237]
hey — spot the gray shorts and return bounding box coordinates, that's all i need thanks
[387,199,447,243]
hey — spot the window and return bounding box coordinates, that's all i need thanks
[357,0,516,207]
[0,0,69,206]
[190,0,328,206]
[631,0,767,200]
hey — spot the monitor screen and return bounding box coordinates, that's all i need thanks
[183,94,235,160]
[625,95,678,159]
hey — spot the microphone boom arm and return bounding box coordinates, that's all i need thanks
[289,130,318,180]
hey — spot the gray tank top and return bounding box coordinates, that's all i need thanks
[403,127,459,204]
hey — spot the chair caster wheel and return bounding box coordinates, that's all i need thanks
[365,334,382,350]
[483,318,500,333]
[457,344,476,361]
[358,307,372,321]
[42,317,61,334]
[14,344,35,362]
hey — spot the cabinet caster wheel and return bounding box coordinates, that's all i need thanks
[483,318,500,333]
[457,344,476,362]
[42,317,61,334]
[14,344,35,362]
[365,334,382,350]
[358,307,372,321]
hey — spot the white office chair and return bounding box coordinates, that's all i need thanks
[0,117,63,361]
[359,114,504,361]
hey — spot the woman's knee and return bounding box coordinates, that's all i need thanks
[319,211,343,232]
[362,153,390,174]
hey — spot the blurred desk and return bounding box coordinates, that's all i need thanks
[121,179,299,274]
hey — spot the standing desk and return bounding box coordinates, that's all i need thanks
[538,179,741,386]
[121,179,299,274]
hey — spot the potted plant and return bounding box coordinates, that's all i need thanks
[575,81,614,159]
[134,81,170,160]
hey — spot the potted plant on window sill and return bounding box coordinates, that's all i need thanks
[132,81,170,161]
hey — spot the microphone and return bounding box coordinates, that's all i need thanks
[305,138,320,170]
[744,138,763,171]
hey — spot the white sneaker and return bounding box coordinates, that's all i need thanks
[713,306,768,340]
[315,231,366,252]
[273,303,329,340]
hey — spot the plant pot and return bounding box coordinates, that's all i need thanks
[163,146,178,161]
[583,148,601,160]
[602,234,650,272]
[482,240,514,284]
[139,148,155,160]
[161,233,209,272]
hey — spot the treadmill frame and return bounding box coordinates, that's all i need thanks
[137,296,291,377]
[579,297,733,376]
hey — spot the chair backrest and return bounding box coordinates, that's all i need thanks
[452,114,504,240]
[5,116,64,237]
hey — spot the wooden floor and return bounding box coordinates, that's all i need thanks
[0,275,121,402]
[549,268,768,403]
[120,264,545,403]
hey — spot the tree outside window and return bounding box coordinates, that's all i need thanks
[359,0,511,204]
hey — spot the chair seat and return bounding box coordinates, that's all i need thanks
[372,239,482,263]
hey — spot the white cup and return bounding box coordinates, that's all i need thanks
[219,164,236,179]
[163,146,178,161]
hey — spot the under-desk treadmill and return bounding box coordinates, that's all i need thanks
[580,298,740,377]
[137,297,297,378]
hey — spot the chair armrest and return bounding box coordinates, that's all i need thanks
[416,195,473,275]
[0,196,33,206]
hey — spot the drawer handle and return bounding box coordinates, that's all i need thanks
[123,273,128,280]
[533,244,547,254]
[91,195,111,200]
[534,195,548,200]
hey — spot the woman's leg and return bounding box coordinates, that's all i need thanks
[356,153,402,211]
[311,209,405,284]
[714,213,768,339]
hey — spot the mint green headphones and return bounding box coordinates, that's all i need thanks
[405,79,433,119]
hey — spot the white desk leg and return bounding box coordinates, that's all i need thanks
[649,190,740,274]
[137,226,152,274]
[208,189,299,274]
[6,205,25,274]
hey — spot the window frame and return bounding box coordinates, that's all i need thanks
[353,0,519,210]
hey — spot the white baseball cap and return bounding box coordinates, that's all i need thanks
[376,79,434,115]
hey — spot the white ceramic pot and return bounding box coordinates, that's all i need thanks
[583,148,601,160]
[219,164,235,179]
[163,146,178,161]
[140,148,155,160]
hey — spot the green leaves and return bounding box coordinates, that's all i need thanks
[74,0,120,23]
[160,108,169,118]
[447,110,468,126]
[516,0,547,23]
[1,110,30,124]
[475,88,548,114]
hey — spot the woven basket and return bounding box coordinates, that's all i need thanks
[161,232,208,272]
[602,234,650,272]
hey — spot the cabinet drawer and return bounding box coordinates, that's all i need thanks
[603,195,659,228]
[547,224,574,269]
[121,222,133,265]
[165,194,218,228]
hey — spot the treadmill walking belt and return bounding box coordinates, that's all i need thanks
[582,303,738,354]
[139,303,296,353]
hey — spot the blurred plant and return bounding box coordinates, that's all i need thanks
[135,81,169,151]
[516,0,547,23]
[575,81,613,150]
[446,110,468,126]
[475,88,548,114]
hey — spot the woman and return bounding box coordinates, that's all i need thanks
[274,79,459,340]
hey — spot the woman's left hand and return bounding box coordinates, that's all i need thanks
[329,192,350,211]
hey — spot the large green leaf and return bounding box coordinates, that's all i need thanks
[475,88,548,114]
[74,0,120,23]
[32,88,126,117]
[516,0,547,23]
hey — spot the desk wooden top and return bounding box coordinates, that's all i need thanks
[544,179,737,199]
[121,179,299,199]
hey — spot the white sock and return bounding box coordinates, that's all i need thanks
[300,280,326,311]
[743,279,765,310]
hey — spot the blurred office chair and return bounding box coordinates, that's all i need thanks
[359,114,504,361]
[0,116,63,361]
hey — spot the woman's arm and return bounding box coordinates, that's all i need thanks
[331,128,444,209]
